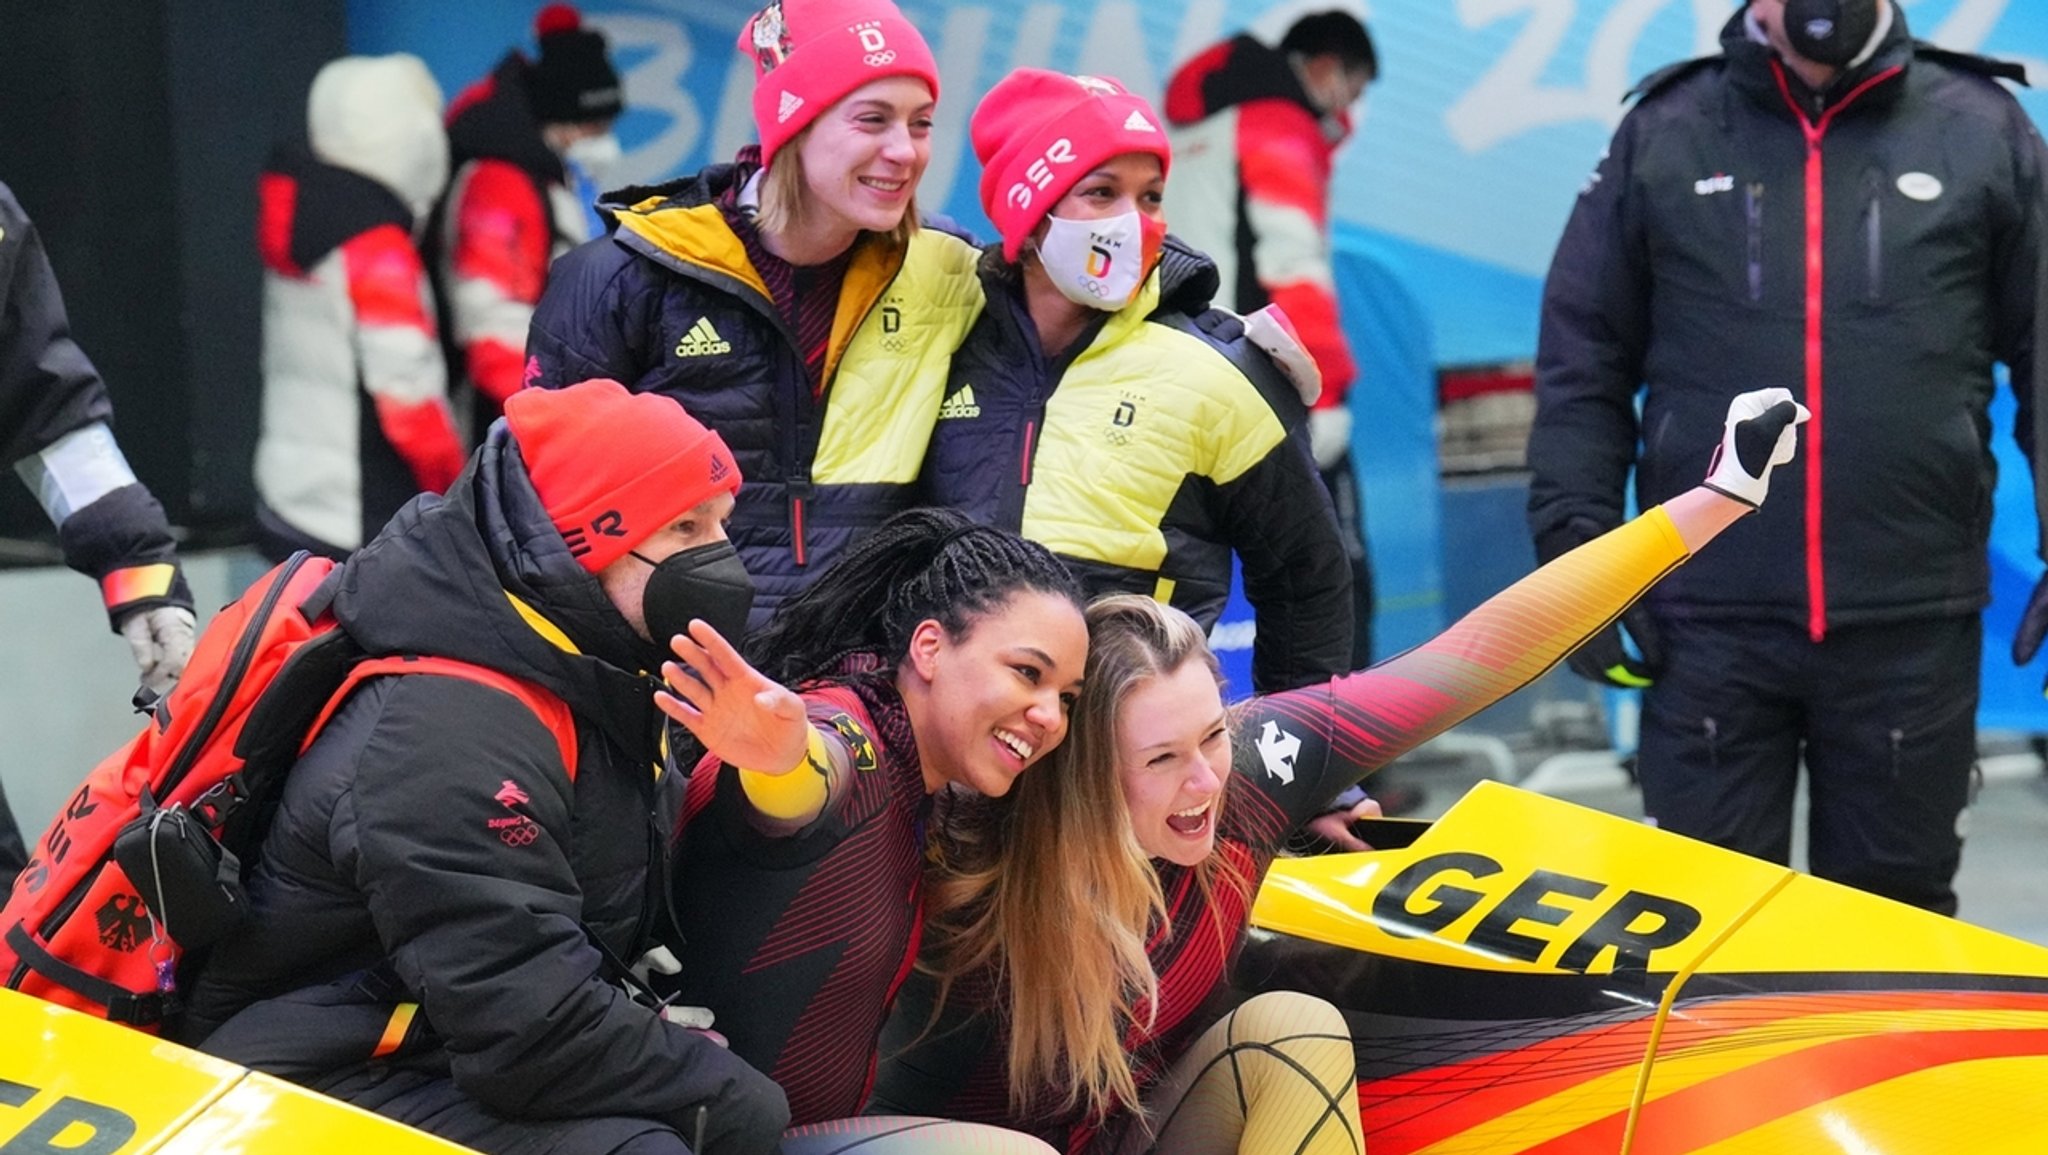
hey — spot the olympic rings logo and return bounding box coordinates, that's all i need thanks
[864,49,897,67]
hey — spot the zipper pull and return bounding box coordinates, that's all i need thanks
[788,479,813,567]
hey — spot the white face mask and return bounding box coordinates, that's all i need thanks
[1034,209,1160,311]
[562,131,623,188]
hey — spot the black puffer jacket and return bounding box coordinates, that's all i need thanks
[1527,3,2048,632]
[182,424,785,1146]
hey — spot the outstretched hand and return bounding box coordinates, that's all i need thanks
[1703,387,1810,507]
[657,619,810,773]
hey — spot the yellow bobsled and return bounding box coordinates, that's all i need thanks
[1242,781,2048,1155]
[0,983,466,1153]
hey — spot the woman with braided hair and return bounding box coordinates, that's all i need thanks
[653,507,1087,1136]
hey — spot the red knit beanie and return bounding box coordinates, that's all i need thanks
[505,380,742,574]
[971,70,1172,261]
[739,0,941,170]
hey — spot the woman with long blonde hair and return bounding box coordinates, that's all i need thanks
[875,391,1810,1153]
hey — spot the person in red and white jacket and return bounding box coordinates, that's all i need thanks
[254,53,464,561]
[436,4,622,440]
[1165,11,1402,831]
[1164,10,1378,666]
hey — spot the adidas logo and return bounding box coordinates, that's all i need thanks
[1123,109,1156,133]
[709,454,732,483]
[675,317,733,357]
[778,90,805,124]
[938,384,981,420]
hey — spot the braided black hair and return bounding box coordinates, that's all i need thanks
[748,508,1085,687]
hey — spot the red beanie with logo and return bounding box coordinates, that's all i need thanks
[971,69,1172,261]
[505,379,742,574]
[739,0,941,170]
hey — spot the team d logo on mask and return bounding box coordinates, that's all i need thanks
[1040,211,1147,310]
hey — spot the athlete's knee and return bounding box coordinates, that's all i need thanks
[607,1130,695,1155]
[781,1116,1061,1154]
[1231,991,1357,1088]
[1233,990,1350,1045]
[687,1073,790,1155]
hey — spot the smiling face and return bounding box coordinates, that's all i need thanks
[596,492,736,642]
[905,589,1089,798]
[795,74,935,236]
[1115,658,1232,866]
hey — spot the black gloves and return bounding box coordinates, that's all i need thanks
[1537,515,1664,688]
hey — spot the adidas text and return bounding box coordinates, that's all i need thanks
[675,317,733,357]
[938,384,981,420]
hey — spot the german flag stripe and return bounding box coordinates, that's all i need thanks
[99,564,175,609]
[371,1002,419,1059]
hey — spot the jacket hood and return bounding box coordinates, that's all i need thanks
[333,422,660,752]
[1721,0,1912,116]
[597,154,753,221]
[1153,233,1221,315]
[446,52,568,185]
[307,53,449,222]
[1164,34,1316,126]
[258,143,415,273]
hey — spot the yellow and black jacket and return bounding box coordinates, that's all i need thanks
[923,239,1352,691]
[526,160,984,628]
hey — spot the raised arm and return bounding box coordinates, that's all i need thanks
[657,619,854,832]
[1242,389,1807,819]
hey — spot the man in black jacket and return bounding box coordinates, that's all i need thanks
[2,180,197,883]
[1527,0,2047,914]
[184,379,783,1154]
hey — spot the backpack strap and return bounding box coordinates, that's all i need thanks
[304,656,580,781]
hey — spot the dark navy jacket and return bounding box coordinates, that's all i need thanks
[527,161,983,630]
[1528,6,2048,631]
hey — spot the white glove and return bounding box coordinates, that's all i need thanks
[1242,304,1322,405]
[1308,408,1353,470]
[628,946,726,1041]
[119,605,197,696]
[630,944,682,983]
[1703,387,1810,508]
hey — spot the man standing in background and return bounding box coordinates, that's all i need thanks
[436,3,624,439]
[2,180,198,881]
[1165,11,1413,829]
[1526,0,2047,915]
[1164,9,1378,670]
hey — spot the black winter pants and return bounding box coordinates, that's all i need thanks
[1636,614,1978,915]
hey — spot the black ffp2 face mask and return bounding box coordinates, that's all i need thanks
[637,540,755,663]
[1783,0,1879,68]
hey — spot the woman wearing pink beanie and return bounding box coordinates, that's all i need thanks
[923,69,1352,700]
[526,0,984,634]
